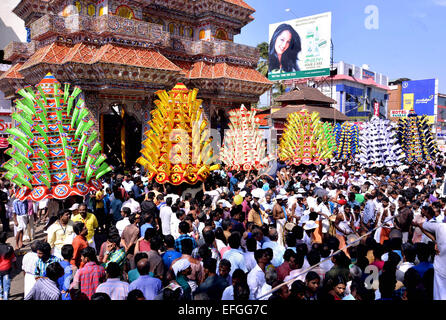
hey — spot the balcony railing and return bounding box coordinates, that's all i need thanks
[3,41,36,62]
[29,14,259,62]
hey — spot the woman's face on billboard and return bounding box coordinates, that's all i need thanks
[275,30,292,56]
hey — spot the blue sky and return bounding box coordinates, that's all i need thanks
[235,0,446,93]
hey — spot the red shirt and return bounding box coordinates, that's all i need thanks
[71,235,89,268]
[0,253,16,272]
[76,262,106,299]
[138,239,151,252]
[276,261,291,282]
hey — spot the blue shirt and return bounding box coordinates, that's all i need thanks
[58,260,74,300]
[162,249,182,269]
[111,198,123,222]
[13,199,28,216]
[362,200,376,225]
[229,177,238,192]
[412,262,433,278]
[140,223,154,238]
[129,275,162,300]
[174,235,198,253]
[103,194,111,215]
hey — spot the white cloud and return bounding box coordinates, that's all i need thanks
[434,0,446,6]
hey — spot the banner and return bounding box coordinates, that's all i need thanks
[268,12,331,81]
[401,79,438,124]
[390,110,409,118]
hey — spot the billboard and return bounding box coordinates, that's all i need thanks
[401,79,438,124]
[268,12,331,81]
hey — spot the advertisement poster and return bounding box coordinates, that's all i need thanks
[268,12,332,81]
[401,78,438,124]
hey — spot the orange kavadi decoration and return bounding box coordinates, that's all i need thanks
[137,83,219,185]
[220,105,273,171]
[279,109,334,166]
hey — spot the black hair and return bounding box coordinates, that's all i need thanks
[306,250,321,266]
[80,247,98,263]
[73,222,85,235]
[305,271,320,282]
[203,258,217,273]
[228,232,241,249]
[46,262,64,282]
[134,252,148,266]
[91,292,111,300]
[165,197,173,206]
[108,234,121,246]
[180,238,193,255]
[254,249,265,262]
[61,244,74,260]
[163,235,175,248]
[202,229,215,246]
[246,237,257,252]
[144,227,156,241]
[36,241,52,256]
[127,289,145,300]
[121,207,131,216]
[150,236,162,251]
[179,221,190,234]
[106,262,122,278]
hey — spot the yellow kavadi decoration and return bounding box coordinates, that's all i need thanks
[137,83,219,185]
[279,109,334,166]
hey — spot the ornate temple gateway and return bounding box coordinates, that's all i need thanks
[0,0,272,167]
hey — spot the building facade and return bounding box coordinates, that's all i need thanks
[0,0,272,167]
[284,61,390,121]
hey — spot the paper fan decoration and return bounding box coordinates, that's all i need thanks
[359,116,404,168]
[220,105,273,171]
[397,113,438,164]
[334,122,359,160]
[137,83,219,185]
[279,109,334,166]
[2,73,112,201]
[322,122,337,155]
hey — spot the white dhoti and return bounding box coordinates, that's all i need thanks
[276,218,286,247]
[88,236,96,252]
[434,270,446,300]
[24,272,36,298]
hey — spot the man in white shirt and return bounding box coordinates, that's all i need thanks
[160,197,173,236]
[116,207,131,237]
[396,243,416,282]
[170,209,186,240]
[222,233,247,276]
[121,175,135,193]
[121,192,141,214]
[247,249,270,300]
[261,228,285,267]
[243,237,257,272]
[419,220,446,300]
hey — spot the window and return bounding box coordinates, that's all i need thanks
[215,28,228,40]
[199,29,206,40]
[188,28,194,38]
[87,4,96,16]
[116,5,134,19]
[179,25,184,37]
[168,23,176,34]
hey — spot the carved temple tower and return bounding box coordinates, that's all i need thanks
[0,0,272,167]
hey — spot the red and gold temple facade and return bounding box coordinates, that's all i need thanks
[0,0,272,166]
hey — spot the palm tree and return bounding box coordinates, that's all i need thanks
[256,42,269,77]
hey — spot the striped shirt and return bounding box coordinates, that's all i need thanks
[103,248,126,269]
[95,278,129,300]
[35,255,62,277]
[24,277,61,300]
[22,252,39,274]
[71,261,106,299]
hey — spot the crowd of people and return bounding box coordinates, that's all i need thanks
[1,156,446,301]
